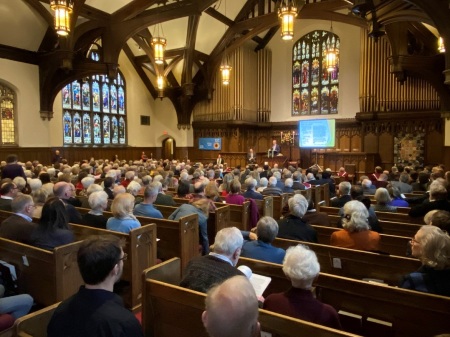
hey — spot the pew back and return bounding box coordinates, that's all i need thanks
[272,238,421,285]
[14,303,59,337]
[238,257,450,337]
[142,258,361,337]
[0,238,83,307]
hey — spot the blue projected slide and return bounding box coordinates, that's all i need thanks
[199,138,222,150]
[298,119,335,148]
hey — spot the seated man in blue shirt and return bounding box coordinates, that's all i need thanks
[133,182,163,218]
[241,216,286,264]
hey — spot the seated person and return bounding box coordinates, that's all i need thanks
[409,181,450,217]
[0,194,36,244]
[277,194,317,243]
[331,200,380,251]
[388,185,409,207]
[106,193,141,233]
[30,197,74,250]
[282,178,295,193]
[373,187,397,212]
[302,198,330,227]
[225,180,245,205]
[0,284,33,325]
[400,226,450,296]
[169,199,210,255]
[81,191,109,229]
[47,235,144,337]
[241,216,285,264]
[242,177,263,200]
[263,245,341,329]
[180,227,244,293]
[429,210,450,232]
[133,182,163,218]
[202,276,260,337]
[261,177,283,196]
[331,181,352,208]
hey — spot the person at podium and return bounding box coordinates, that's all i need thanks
[247,148,256,164]
[268,139,280,157]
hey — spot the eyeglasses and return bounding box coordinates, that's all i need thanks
[118,253,128,262]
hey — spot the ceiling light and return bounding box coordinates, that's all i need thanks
[50,0,73,36]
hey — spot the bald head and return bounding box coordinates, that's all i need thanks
[202,276,259,337]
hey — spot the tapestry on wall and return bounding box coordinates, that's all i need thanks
[393,132,424,167]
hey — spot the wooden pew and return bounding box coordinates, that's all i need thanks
[0,238,83,307]
[255,196,273,218]
[69,222,157,311]
[272,238,421,286]
[142,258,360,337]
[237,257,450,337]
[213,200,250,230]
[319,206,423,237]
[75,208,200,274]
[154,203,231,248]
[312,183,330,206]
[13,303,59,337]
[310,225,411,256]
[272,194,291,220]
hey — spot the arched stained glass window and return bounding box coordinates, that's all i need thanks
[292,30,339,116]
[61,51,127,145]
[0,83,16,145]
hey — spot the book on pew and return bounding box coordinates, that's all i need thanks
[364,317,394,337]
[238,265,271,297]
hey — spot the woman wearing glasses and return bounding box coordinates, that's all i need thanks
[401,226,450,296]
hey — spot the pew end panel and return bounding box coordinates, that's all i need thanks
[14,303,59,337]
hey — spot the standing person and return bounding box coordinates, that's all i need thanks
[216,154,224,166]
[269,139,281,156]
[52,149,62,164]
[47,235,144,337]
[247,148,256,164]
[1,154,26,180]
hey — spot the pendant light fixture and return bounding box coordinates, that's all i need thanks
[278,0,298,41]
[325,22,338,72]
[50,0,74,36]
[152,24,167,65]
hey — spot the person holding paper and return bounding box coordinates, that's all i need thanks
[268,139,280,157]
[263,245,341,329]
[241,216,285,264]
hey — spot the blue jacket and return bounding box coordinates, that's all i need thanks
[133,203,163,218]
[241,240,285,264]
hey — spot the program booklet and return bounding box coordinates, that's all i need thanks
[238,265,271,297]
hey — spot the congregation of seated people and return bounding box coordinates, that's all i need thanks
[1,154,450,335]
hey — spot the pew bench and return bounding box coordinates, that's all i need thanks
[272,237,421,286]
[142,258,361,337]
[0,238,83,307]
[69,222,157,311]
[237,257,450,337]
[310,225,411,256]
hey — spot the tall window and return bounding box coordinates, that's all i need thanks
[292,30,339,116]
[62,51,126,145]
[0,83,16,145]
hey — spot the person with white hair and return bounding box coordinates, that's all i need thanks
[31,188,48,218]
[79,176,95,197]
[154,181,176,206]
[282,178,295,193]
[373,187,397,212]
[13,176,27,193]
[330,200,380,251]
[242,177,263,200]
[401,226,450,296]
[241,216,285,264]
[261,177,282,196]
[409,181,450,217]
[361,178,376,195]
[0,194,36,244]
[81,191,109,229]
[277,194,317,242]
[126,180,143,204]
[120,170,135,188]
[256,177,268,193]
[106,193,141,234]
[202,275,260,337]
[264,245,341,329]
[331,181,352,208]
[180,227,244,293]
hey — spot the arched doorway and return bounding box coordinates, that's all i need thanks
[162,137,176,160]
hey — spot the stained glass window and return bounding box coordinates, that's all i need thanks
[0,83,16,145]
[292,30,339,116]
[61,51,127,145]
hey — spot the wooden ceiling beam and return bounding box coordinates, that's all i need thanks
[123,43,157,99]
[0,44,38,65]
[182,15,200,84]
[112,0,159,22]
[204,7,234,26]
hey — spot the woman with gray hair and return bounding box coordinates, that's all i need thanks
[263,245,341,329]
[330,200,380,251]
[373,187,397,212]
[81,191,109,229]
[401,226,450,296]
[276,194,317,243]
